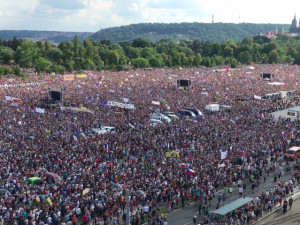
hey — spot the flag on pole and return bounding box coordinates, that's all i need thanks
[221,150,228,160]
[104,144,109,153]
[187,168,195,175]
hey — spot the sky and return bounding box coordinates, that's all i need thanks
[0,0,299,32]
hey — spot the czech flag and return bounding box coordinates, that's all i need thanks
[187,168,195,175]
[179,163,186,168]
[131,156,136,163]
[104,144,109,153]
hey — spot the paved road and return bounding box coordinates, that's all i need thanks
[167,169,294,225]
[257,196,300,225]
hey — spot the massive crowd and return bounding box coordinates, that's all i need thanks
[0,64,300,225]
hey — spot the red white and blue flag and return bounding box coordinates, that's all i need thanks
[104,144,109,153]
[179,163,186,168]
[187,168,195,175]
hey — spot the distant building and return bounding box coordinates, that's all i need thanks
[289,14,300,34]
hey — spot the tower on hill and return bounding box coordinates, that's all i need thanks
[289,14,300,34]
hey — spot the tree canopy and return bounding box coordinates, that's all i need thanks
[0,33,300,76]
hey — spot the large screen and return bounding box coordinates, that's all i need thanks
[50,91,62,101]
[177,79,190,87]
[262,73,271,80]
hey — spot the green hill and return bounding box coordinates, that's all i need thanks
[90,22,290,43]
[0,30,92,44]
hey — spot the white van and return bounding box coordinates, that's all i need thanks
[205,104,220,112]
[151,113,172,123]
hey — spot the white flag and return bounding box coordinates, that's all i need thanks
[5,96,12,101]
[254,95,262,100]
[221,150,228,160]
[73,135,78,142]
[152,101,160,105]
[36,107,45,114]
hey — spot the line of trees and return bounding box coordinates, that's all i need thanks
[0,34,300,76]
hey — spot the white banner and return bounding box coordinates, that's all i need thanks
[221,150,228,160]
[0,82,45,89]
[254,95,262,100]
[107,101,135,110]
[151,101,160,106]
[11,102,18,107]
[5,96,12,101]
[36,107,45,114]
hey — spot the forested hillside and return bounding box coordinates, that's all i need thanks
[90,22,290,43]
[0,30,92,43]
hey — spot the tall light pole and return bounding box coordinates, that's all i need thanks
[111,183,145,225]
[126,189,130,225]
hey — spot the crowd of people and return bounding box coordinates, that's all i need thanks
[0,64,300,225]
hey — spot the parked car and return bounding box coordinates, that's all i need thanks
[184,108,204,117]
[162,112,179,120]
[177,109,196,118]
[151,113,172,123]
[285,146,300,160]
[148,119,163,127]
[89,126,116,135]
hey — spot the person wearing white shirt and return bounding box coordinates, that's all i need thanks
[143,205,149,213]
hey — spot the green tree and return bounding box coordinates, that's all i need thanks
[46,47,63,64]
[262,42,277,55]
[223,46,233,58]
[36,40,46,56]
[237,51,252,64]
[202,56,215,67]
[214,55,225,65]
[141,47,156,59]
[261,53,268,64]
[132,38,152,48]
[293,52,300,65]
[0,47,15,63]
[231,59,237,68]
[107,50,119,65]
[15,39,39,68]
[83,39,94,59]
[44,40,52,52]
[125,46,140,59]
[131,58,150,68]
[13,65,22,77]
[73,35,80,57]
[82,58,94,70]
[161,53,172,67]
[149,54,163,67]
[35,57,52,73]
[2,66,12,75]
[193,53,202,67]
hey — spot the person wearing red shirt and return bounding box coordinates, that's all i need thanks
[82,214,88,224]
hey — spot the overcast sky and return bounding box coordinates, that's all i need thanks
[0,0,299,32]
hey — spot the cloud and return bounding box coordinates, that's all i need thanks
[39,0,85,10]
[0,0,298,32]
